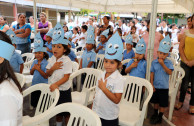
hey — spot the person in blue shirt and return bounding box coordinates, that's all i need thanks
[80,29,96,69]
[95,29,109,54]
[125,38,147,79]
[6,29,24,73]
[150,35,174,125]
[30,32,48,108]
[65,33,79,63]
[121,34,135,75]
[45,28,53,58]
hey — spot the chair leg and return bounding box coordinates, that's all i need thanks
[168,95,176,121]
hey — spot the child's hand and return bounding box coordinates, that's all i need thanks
[52,62,63,70]
[153,87,156,92]
[50,83,59,92]
[131,62,138,68]
[158,59,164,65]
[34,64,41,70]
[46,47,50,51]
[19,29,25,33]
[98,79,107,91]
[98,46,103,50]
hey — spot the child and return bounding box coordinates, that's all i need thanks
[46,23,72,126]
[45,28,53,58]
[30,32,48,108]
[79,29,96,69]
[92,32,124,126]
[150,35,174,124]
[6,29,24,73]
[95,29,109,54]
[0,31,23,126]
[65,33,79,63]
[77,25,87,51]
[121,34,135,75]
[125,38,147,79]
[131,26,139,48]
[72,27,79,47]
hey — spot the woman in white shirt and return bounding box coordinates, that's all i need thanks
[0,31,23,126]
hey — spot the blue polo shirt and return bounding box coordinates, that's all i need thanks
[30,59,48,85]
[151,59,174,89]
[68,49,77,61]
[96,42,106,54]
[45,42,53,58]
[123,49,135,66]
[126,59,147,79]
[81,49,96,68]
[71,42,76,48]
[10,51,24,73]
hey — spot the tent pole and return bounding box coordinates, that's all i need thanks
[146,0,158,81]
[33,0,37,34]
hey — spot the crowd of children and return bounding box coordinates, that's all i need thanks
[0,17,175,125]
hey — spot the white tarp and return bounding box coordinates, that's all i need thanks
[34,0,194,13]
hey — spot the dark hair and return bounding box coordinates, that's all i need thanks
[0,31,22,93]
[146,20,150,32]
[44,52,49,60]
[81,25,88,31]
[62,44,70,55]
[165,31,172,38]
[73,27,78,32]
[18,13,26,18]
[104,58,121,69]
[130,20,135,26]
[170,23,176,29]
[117,28,122,35]
[191,14,194,21]
[0,16,7,21]
[63,25,69,31]
[130,26,137,34]
[104,16,110,20]
[187,16,192,21]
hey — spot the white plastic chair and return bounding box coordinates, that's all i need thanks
[167,57,176,66]
[22,53,35,75]
[23,103,101,126]
[72,61,79,72]
[95,54,105,71]
[119,76,153,126]
[75,51,83,65]
[23,84,59,126]
[166,65,185,121]
[121,59,131,66]
[69,68,103,106]
[15,73,26,88]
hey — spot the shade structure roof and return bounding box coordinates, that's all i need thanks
[34,0,194,13]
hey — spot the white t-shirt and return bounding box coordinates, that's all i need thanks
[92,70,124,120]
[132,34,139,43]
[46,55,72,91]
[141,26,147,35]
[78,32,87,48]
[135,23,142,36]
[0,79,23,126]
[171,29,179,49]
[114,24,127,36]
[109,21,114,29]
[72,33,79,43]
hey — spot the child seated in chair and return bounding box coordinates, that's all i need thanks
[92,32,124,126]
[125,38,147,79]
[150,35,174,124]
[121,34,135,75]
[45,28,53,58]
[30,32,48,108]
[6,29,24,73]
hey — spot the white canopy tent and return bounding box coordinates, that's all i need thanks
[32,0,193,82]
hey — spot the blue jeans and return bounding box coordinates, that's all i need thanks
[16,43,31,54]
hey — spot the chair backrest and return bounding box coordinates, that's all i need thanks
[75,51,83,65]
[72,61,79,72]
[167,57,176,66]
[121,76,153,109]
[22,53,35,63]
[69,68,103,92]
[172,49,179,59]
[15,73,26,88]
[169,52,178,61]
[23,103,101,126]
[96,54,105,71]
[23,59,34,70]
[23,84,59,116]
[169,65,185,93]
[121,59,131,65]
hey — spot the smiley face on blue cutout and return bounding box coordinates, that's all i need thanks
[158,35,171,53]
[6,29,16,44]
[125,34,133,45]
[105,32,123,61]
[135,38,146,54]
[34,32,46,52]
[52,23,65,44]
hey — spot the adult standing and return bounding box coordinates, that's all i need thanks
[134,18,142,36]
[12,13,31,54]
[36,12,52,42]
[97,16,113,38]
[0,16,9,33]
[142,20,164,60]
[175,14,194,114]
[28,16,35,43]
[114,20,127,36]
